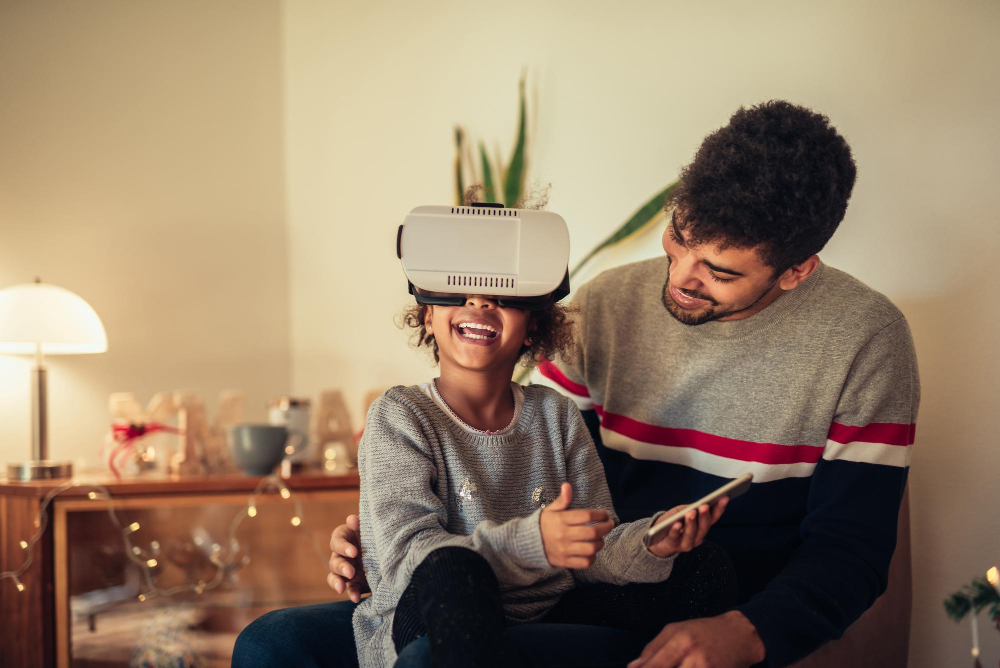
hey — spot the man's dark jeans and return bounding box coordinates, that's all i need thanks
[232,599,650,667]
[233,544,737,667]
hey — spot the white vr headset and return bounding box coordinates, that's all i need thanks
[397,203,571,311]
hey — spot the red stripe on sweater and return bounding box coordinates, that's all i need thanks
[593,405,824,465]
[537,360,590,397]
[826,421,915,447]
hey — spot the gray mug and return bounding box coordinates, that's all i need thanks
[228,424,306,475]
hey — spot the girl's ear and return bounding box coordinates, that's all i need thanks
[424,306,434,333]
[524,317,538,346]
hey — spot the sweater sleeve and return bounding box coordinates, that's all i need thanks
[558,398,676,586]
[735,316,919,667]
[359,394,551,595]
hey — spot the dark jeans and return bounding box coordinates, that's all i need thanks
[233,543,737,668]
[233,600,651,668]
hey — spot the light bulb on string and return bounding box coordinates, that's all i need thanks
[247,505,257,518]
[3,473,330,597]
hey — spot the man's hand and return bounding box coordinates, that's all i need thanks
[327,514,369,603]
[645,497,729,559]
[627,611,766,668]
[539,482,615,568]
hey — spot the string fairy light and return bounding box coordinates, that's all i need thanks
[0,475,330,601]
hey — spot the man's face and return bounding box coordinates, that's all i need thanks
[660,209,784,326]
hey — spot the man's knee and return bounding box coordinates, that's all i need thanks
[234,608,302,666]
[394,635,433,668]
[676,541,740,611]
[233,601,359,668]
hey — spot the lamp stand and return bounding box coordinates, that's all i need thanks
[6,346,73,481]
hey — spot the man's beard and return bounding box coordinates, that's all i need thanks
[660,264,777,326]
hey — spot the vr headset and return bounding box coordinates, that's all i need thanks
[397,203,570,311]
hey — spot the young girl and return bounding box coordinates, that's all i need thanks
[352,284,734,667]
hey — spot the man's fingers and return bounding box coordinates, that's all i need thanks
[331,526,359,558]
[347,514,361,533]
[628,625,674,668]
[561,508,610,525]
[346,582,361,603]
[327,572,343,593]
[330,558,355,580]
[566,519,614,541]
[632,632,687,668]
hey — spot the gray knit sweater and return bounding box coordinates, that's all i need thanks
[352,383,675,668]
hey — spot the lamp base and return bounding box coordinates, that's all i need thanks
[7,460,73,481]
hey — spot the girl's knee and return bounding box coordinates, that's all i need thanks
[414,546,494,582]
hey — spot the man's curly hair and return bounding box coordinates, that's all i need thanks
[399,301,577,368]
[670,100,857,274]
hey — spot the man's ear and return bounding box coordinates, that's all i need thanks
[777,255,820,291]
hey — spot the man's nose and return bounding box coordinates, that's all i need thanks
[668,256,703,291]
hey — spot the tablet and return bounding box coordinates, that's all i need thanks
[642,473,754,548]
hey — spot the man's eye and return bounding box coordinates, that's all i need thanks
[707,271,735,284]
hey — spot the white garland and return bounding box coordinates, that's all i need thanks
[0,474,329,600]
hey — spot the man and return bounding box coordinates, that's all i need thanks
[235,100,919,668]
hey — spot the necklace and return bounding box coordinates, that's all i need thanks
[431,379,518,436]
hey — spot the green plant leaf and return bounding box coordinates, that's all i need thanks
[455,127,465,206]
[480,142,496,203]
[504,74,527,207]
[570,181,678,280]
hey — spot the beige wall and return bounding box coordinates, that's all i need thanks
[0,1,292,470]
[282,0,999,664]
[1,0,997,664]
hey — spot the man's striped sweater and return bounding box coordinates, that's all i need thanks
[533,256,919,667]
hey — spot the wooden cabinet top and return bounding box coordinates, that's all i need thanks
[0,470,360,498]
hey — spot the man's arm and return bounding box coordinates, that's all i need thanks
[733,316,919,666]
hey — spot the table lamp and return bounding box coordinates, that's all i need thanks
[0,278,108,481]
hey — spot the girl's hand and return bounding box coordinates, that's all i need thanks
[540,482,615,569]
[646,497,729,559]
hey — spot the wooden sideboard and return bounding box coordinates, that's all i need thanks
[0,471,360,668]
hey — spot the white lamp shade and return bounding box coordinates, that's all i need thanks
[0,282,108,355]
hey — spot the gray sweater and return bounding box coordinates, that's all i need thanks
[352,383,675,668]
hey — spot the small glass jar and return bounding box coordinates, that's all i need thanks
[267,397,313,464]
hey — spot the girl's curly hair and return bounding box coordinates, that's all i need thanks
[398,301,577,368]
